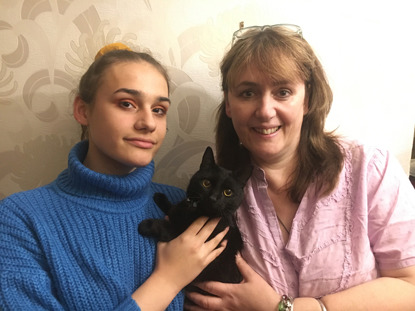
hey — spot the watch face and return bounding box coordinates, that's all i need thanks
[279,295,293,311]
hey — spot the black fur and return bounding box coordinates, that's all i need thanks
[138,146,252,285]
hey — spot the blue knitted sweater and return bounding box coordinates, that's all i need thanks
[0,141,186,310]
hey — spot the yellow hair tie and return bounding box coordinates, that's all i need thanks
[94,43,132,60]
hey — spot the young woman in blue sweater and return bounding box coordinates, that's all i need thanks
[0,44,228,311]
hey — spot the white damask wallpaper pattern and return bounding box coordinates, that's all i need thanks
[1,0,414,199]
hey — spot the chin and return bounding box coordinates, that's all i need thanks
[129,150,157,165]
[117,157,152,172]
[131,158,153,168]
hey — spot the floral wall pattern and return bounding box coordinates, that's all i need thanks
[1,0,414,199]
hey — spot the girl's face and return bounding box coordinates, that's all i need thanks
[226,65,308,168]
[74,61,170,175]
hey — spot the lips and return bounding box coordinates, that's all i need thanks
[125,138,156,149]
[253,126,281,135]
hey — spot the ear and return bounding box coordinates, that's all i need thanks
[73,96,89,126]
[200,146,215,170]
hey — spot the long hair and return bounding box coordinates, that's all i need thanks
[76,49,170,140]
[216,27,344,202]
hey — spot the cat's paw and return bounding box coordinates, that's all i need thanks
[138,219,155,236]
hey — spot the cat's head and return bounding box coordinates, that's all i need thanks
[186,147,252,217]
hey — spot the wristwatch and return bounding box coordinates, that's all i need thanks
[278,295,294,311]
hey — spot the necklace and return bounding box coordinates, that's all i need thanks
[277,216,290,235]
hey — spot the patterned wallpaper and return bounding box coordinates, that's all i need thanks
[1,0,414,199]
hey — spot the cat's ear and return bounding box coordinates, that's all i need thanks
[200,146,215,169]
[233,165,253,185]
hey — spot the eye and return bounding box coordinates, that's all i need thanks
[275,88,292,99]
[153,107,168,117]
[279,89,290,96]
[119,101,135,109]
[153,108,166,116]
[223,189,233,197]
[241,90,255,98]
[152,100,169,116]
[202,179,211,188]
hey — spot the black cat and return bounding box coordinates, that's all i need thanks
[138,146,252,285]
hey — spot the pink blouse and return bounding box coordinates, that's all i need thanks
[237,140,415,298]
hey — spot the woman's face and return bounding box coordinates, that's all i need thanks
[76,61,170,175]
[226,64,308,168]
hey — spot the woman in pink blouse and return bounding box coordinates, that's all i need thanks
[186,24,415,310]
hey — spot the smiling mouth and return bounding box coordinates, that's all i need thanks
[254,126,281,135]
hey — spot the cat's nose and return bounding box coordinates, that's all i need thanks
[209,195,217,202]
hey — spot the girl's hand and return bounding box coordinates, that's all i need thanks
[132,217,228,310]
[185,253,280,311]
[154,217,229,291]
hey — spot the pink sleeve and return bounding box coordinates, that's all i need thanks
[366,149,415,270]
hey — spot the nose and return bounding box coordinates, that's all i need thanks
[134,108,156,132]
[209,194,217,202]
[255,93,276,121]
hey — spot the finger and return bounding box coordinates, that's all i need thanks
[195,217,222,241]
[204,239,227,265]
[193,280,229,297]
[235,253,277,292]
[185,216,210,236]
[235,252,255,281]
[184,304,206,311]
[204,226,229,250]
[184,301,210,311]
[205,227,228,256]
[185,286,224,310]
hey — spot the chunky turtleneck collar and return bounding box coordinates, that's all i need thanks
[56,141,154,202]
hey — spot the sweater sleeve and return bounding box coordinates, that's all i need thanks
[0,198,66,310]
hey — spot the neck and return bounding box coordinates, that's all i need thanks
[260,163,295,195]
[83,144,136,176]
[252,150,298,191]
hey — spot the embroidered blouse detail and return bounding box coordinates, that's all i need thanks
[236,140,415,298]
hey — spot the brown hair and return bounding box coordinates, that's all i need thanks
[216,27,344,202]
[76,48,170,140]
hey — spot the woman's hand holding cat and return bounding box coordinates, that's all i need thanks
[132,217,228,311]
[156,216,229,288]
[184,253,279,311]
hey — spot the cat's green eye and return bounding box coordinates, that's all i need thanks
[202,179,211,188]
[223,189,233,197]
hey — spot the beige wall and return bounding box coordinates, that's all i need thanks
[1,0,414,199]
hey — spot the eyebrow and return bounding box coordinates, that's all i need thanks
[234,80,292,88]
[232,81,258,90]
[114,88,171,104]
